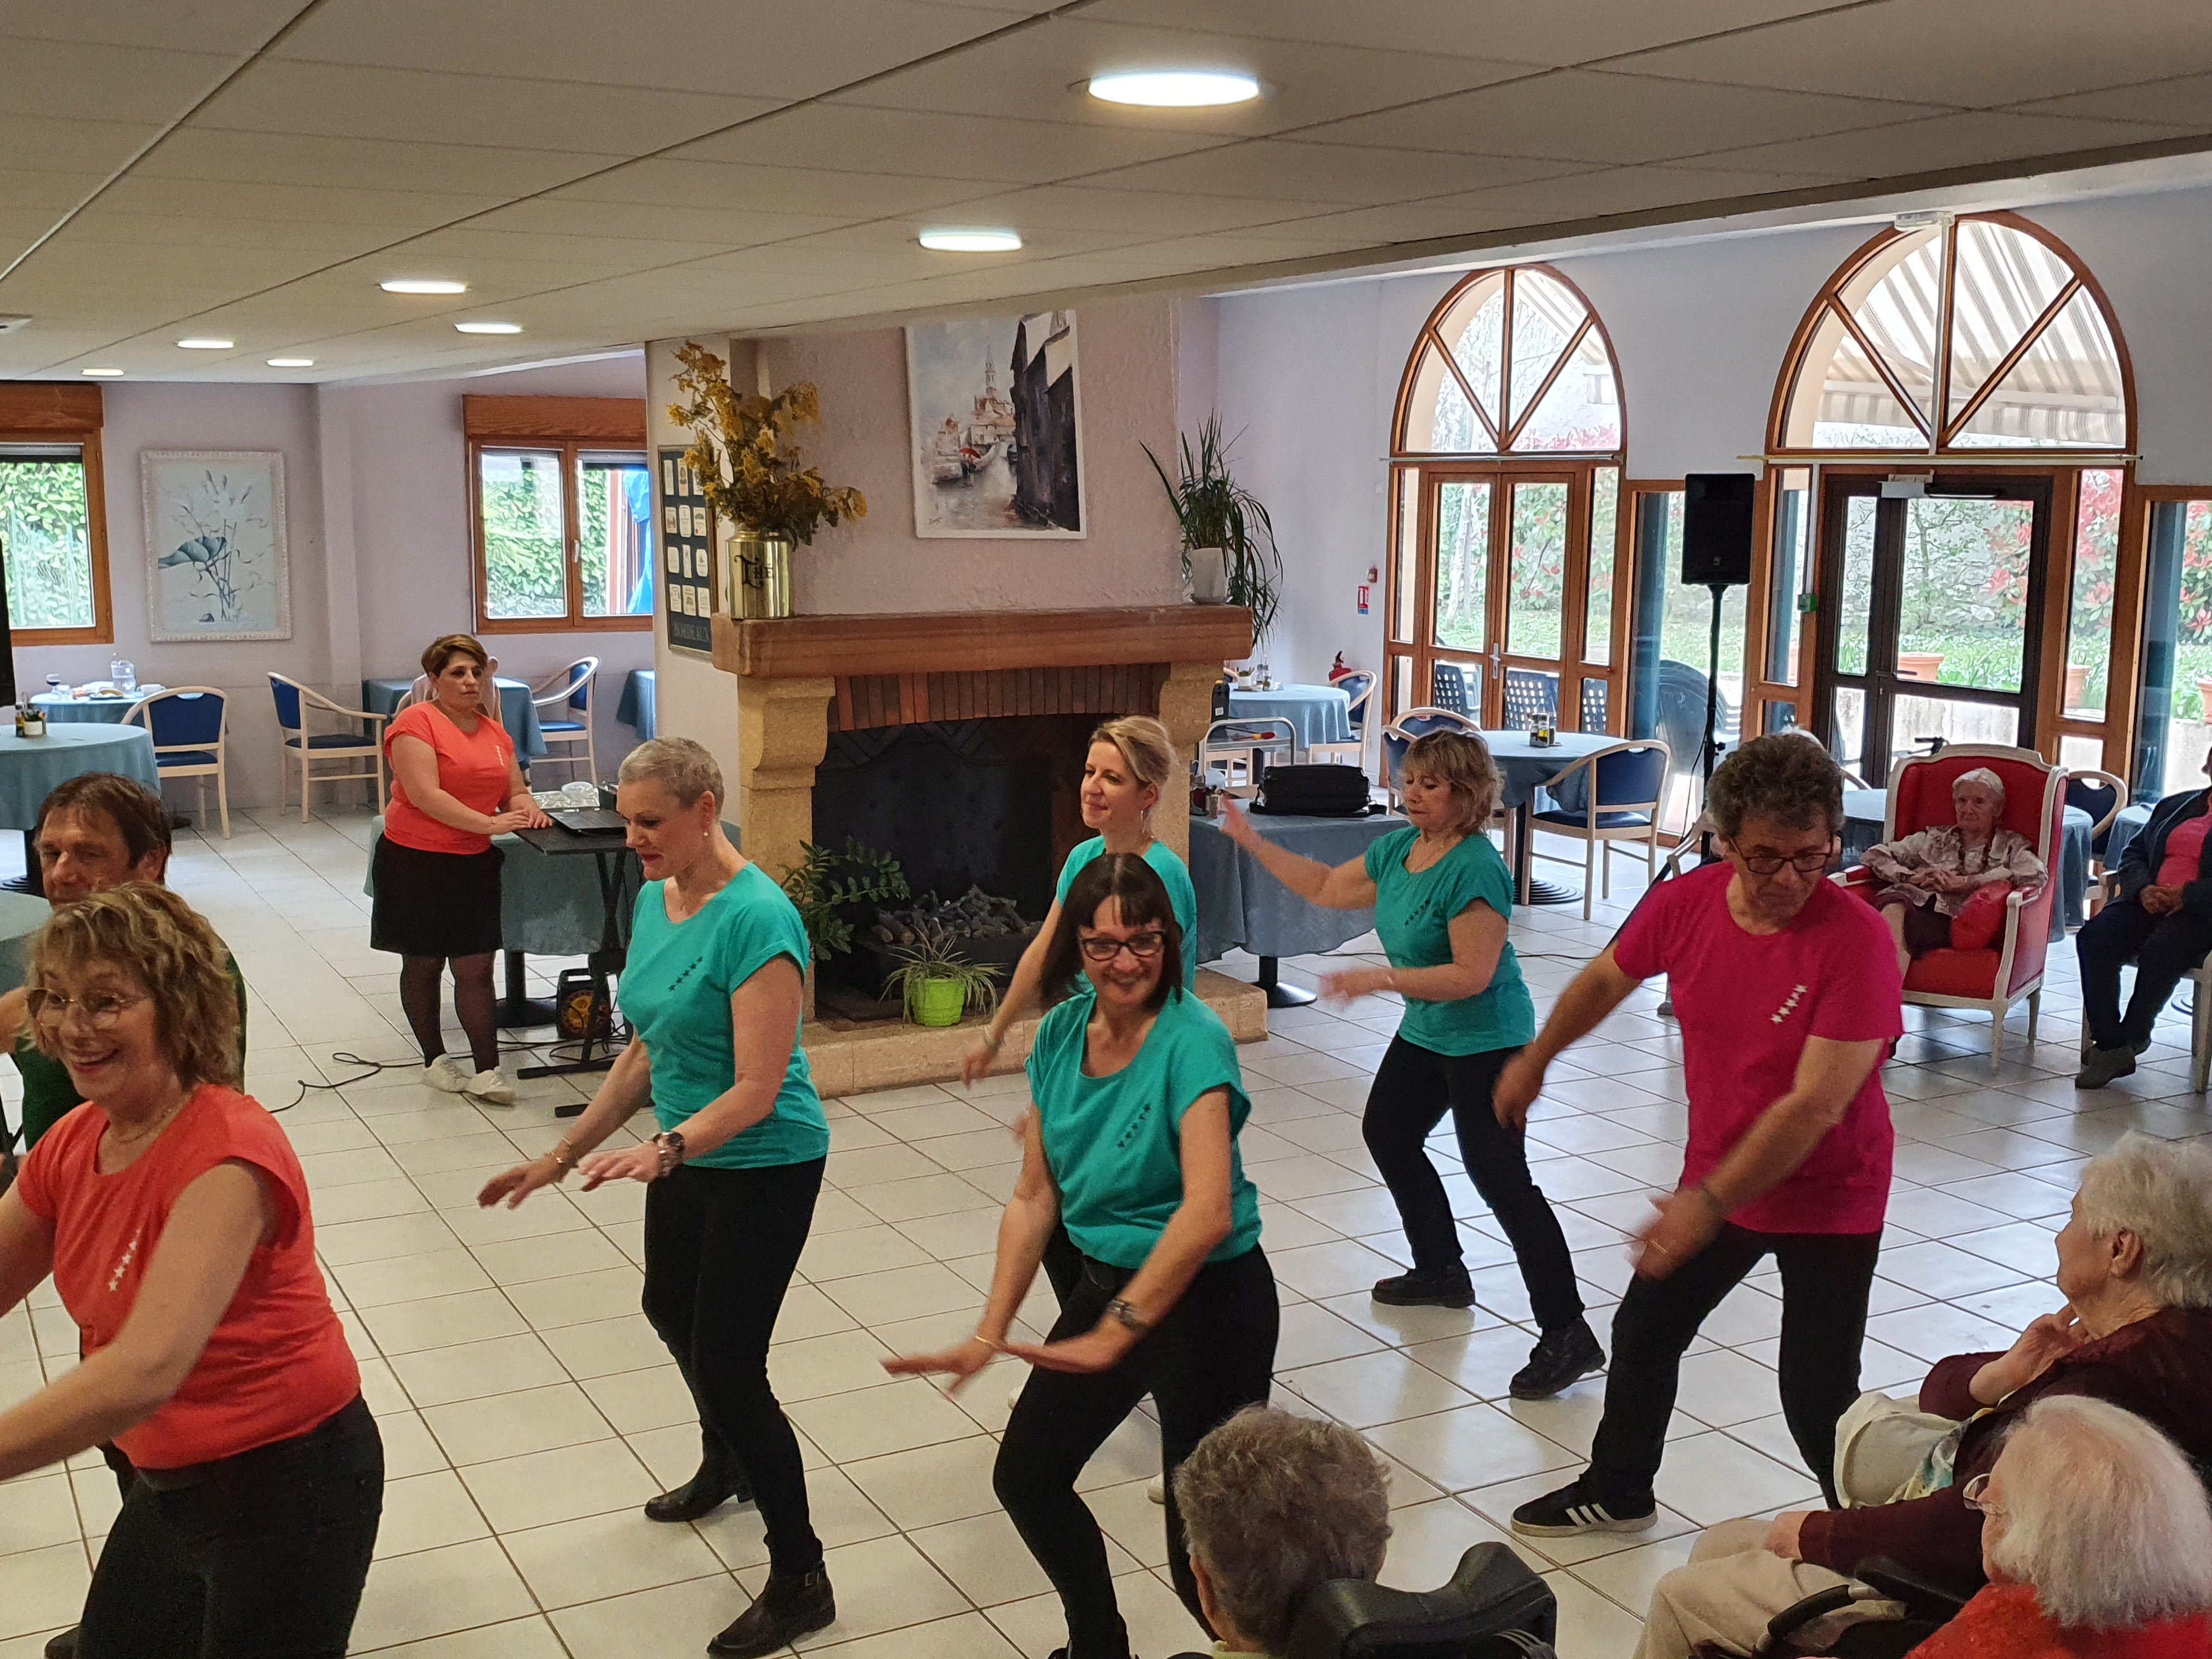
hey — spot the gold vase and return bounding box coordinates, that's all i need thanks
[730,532,793,619]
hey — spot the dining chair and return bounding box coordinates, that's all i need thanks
[268,674,386,822]
[398,653,503,718]
[1580,679,1608,734]
[1200,718,1296,788]
[1429,662,1473,716]
[123,687,231,838]
[1526,739,1671,919]
[531,657,600,783]
[1327,669,1378,781]
[1501,667,1560,732]
[2066,768,2129,916]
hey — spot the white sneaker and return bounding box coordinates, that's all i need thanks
[464,1067,517,1107]
[423,1056,471,1094]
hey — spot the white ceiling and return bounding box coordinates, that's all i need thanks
[2,0,2209,383]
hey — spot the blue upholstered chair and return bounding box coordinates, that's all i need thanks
[1528,738,1672,918]
[268,674,386,822]
[124,687,230,838]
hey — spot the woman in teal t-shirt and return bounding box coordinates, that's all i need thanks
[1226,728,1600,1402]
[888,855,1276,1659]
[477,738,834,1658]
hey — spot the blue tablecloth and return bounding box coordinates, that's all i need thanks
[1841,789,2090,938]
[0,726,160,831]
[2106,803,2152,872]
[0,889,50,992]
[617,669,657,739]
[362,678,546,761]
[1480,729,1616,812]
[364,817,642,957]
[30,691,167,725]
[1227,684,1351,752]
[1188,810,1405,962]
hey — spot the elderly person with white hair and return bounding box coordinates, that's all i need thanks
[1634,1134,2212,1659]
[1168,1407,1392,1659]
[1906,1396,2212,1657]
[1861,766,2044,975]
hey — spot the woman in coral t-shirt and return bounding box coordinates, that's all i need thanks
[373,633,549,1106]
[2,884,379,1657]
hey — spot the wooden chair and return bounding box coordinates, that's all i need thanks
[2067,768,2128,916]
[1321,669,1378,779]
[1200,718,1296,788]
[123,687,231,838]
[531,657,600,783]
[1527,738,1671,919]
[268,674,386,822]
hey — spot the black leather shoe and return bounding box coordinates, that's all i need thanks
[644,1461,751,1523]
[1372,1267,1475,1308]
[43,1628,77,1659]
[1509,1319,1606,1400]
[708,1568,836,1656]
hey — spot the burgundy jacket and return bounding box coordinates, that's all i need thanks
[1799,1306,2212,1583]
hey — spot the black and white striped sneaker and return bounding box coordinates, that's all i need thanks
[1509,1477,1656,1537]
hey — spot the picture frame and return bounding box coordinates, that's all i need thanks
[906,311,1086,539]
[142,450,292,641]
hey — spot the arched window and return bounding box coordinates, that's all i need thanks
[1771,213,2131,454]
[1385,268,1628,749]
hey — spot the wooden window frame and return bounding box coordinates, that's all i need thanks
[466,395,652,637]
[0,383,114,646]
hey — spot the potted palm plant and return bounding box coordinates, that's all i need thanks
[1144,415,1283,636]
[882,926,1003,1029]
[669,343,867,618]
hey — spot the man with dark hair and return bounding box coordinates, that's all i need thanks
[1495,735,1904,1537]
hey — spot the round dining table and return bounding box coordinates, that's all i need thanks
[1481,729,1617,905]
[0,724,161,894]
[1226,683,1353,752]
[30,689,166,725]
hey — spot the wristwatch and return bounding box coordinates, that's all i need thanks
[1105,1296,1150,1335]
[651,1130,687,1177]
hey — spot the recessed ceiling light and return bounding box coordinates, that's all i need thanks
[381,279,468,295]
[454,321,522,334]
[177,338,233,349]
[1088,70,1260,107]
[81,367,125,377]
[919,228,1024,253]
[267,357,314,368]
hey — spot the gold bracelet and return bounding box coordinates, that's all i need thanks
[548,1138,580,1172]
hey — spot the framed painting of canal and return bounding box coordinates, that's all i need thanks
[905,311,1086,538]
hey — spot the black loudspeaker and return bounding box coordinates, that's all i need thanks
[1681,472,1756,587]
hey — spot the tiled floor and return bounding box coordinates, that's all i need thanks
[0,810,2204,1657]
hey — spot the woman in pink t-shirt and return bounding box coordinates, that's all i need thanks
[2075,751,2212,1088]
[371,633,549,1105]
[1492,735,1904,1540]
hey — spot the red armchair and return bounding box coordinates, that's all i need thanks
[1835,744,2063,1071]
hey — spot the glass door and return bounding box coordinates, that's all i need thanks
[1813,474,2053,778]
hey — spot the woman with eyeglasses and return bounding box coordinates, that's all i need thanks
[1497,734,1904,1544]
[0,884,380,1657]
[887,855,1276,1659]
[1223,728,1600,1401]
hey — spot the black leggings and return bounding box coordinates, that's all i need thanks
[78,1396,383,1658]
[641,1157,825,1576]
[1586,1224,1882,1508]
[995,1247,1278,1659]
[397,953,499,1073]
[1363,1037,1584,1332]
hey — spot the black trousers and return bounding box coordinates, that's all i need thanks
[1363,1037,1584,1333]
[995,1247,1279,1659]
[78,1396,383,1659]
[2076,897,2212,1050]
[641,1157,825,1576]
[1586,1225,1881,1509]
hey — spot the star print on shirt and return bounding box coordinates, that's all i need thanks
[108,1232,141,1291]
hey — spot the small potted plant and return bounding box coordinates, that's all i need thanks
[669,343,867,619]
[882,926,1002,1029]
[1144,414,1282,635]
[779,838,908,1015]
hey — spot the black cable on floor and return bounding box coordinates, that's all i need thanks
[266,1031,623,1111]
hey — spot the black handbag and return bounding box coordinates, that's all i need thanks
[1254,763,1375,817]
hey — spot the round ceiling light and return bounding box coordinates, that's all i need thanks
[1087,70,1260,107]
[381,279,468,295]
[267,357,314,368]
[454,321,522,334]
[177,338,233,349]
[80,367,125,377]
[918,228,1023,253]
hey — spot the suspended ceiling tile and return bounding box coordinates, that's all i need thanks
[1311,71,1946,166]
[2009,74,2212,132]
[190,60,781,156]
[394,227,744,272]
[271,0,1036,97]
[0,36,245,123]
[1613,0,2212,108]
[132,128,629,196]
[1077,0,1855,69]
[1691,110,2202,181]
[550,157,981,219]
[1,2,305,53]
[465,197,853,250]
[0,115,171,176]
[56,204,401,255]
[1081,142,1592,206]
[924,183,1340,236]
[95,173,504,230]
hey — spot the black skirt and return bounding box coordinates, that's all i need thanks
[371,837,504,958]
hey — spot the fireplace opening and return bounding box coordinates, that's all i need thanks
[811,714,1098,1014]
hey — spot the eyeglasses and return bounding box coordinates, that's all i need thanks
[27,988,149,1029]
[1079,930,1166,963]
[1960,1472,2004,1519]
[1733,843,1836,876]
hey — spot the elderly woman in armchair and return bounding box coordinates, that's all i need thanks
[1860,766,2045,975]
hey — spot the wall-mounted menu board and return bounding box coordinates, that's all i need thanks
[659,446,716,654]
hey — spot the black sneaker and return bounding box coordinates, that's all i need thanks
[644,1460,751,1523]
[1509,1321,1605,1401]
[2074,1045,2137,1090]
[708,1568,836,1655]
[1372,1268,1476,1307]
[1510,1475,1656,1537]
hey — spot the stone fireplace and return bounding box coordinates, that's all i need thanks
[712,605,1263,1090]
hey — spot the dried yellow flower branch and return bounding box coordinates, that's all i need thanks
[667,342,868,546]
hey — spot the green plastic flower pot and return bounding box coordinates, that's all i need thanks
[908,975,968,1028]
